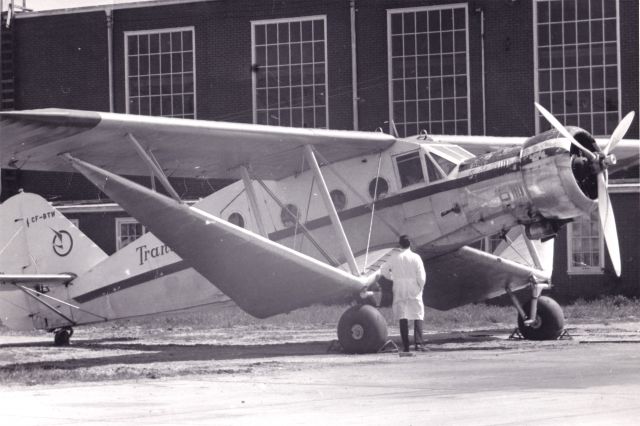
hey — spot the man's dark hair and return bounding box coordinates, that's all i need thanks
[399,235,411,249]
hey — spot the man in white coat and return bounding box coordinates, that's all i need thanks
[381,235,427,352]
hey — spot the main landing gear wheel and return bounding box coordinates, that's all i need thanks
[337,305,388,354]
[517,296,564,340]
[53,327,73,346]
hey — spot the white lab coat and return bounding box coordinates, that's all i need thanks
[381,248,426,321]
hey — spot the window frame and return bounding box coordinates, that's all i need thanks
[386,3,471,137]
[393,149,427,189]
[124,26,197,118]
[115,217,147,251]
[532,0,621,136]
[566,213,605,275]
[251,15,329,128]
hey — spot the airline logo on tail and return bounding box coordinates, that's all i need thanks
[51,228,73,257]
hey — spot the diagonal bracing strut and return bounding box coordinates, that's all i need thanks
[303,145,359,276]
[127,133,182,202]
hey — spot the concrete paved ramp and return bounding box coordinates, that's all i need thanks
[1,332,640,425]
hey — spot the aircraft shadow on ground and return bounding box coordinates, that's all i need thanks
[0,331,513,374]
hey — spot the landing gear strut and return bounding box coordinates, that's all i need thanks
[337,305,388,354]
[508,283,564,340]
[53,327,74,346]
[517,296,564,340]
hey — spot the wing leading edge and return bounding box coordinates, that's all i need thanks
[1,108,396,180]
[68,156,376,318]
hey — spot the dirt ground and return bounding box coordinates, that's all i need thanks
[1,321,640,424]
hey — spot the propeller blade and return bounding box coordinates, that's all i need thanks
[535,103,597,160]
[605,111,636,155]
[597,173,621,277]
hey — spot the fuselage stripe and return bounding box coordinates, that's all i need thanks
[73,260,190,303]
[268,154,523,241]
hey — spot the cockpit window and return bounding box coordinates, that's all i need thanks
[420,143,470,181]
[424,154,444,182]
[395,151,425,187]
[430,152,456,175]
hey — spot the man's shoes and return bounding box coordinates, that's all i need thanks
[399,351,415,357]
[414,345,430,352]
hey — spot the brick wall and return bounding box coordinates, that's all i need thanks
[13,12,110,111]
[3,0,639,297]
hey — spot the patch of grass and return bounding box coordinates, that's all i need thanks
[0,363,254,386]
[2,296,638,337]
[564,295,639,322]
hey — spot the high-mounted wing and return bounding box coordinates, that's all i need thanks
[0,109,396,180]
[68,156,377,318]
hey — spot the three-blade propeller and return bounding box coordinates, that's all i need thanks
[534,103,635,277]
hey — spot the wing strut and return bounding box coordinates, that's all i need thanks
[303,145,359,276]
[521,228,543,270]
[255,178,339,267]
[126,133,182,202]
[240,166,268,238]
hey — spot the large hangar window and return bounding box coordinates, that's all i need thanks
[252,16,328,128]
[125,27,196,119]
[535,0,619,136]
[387,5,470,137]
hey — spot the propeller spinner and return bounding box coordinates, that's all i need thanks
[534,103,635,277]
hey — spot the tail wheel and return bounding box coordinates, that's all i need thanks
[337,305,388,354]
[517,296,564,340]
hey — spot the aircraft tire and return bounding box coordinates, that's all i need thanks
[53,328,71,346]
[517,296,564,340]
[337,305,388,354]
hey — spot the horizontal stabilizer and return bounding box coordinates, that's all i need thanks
[69,157,373,318]
[0,273,74,286]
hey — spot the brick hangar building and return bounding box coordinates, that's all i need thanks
[0,0,638,302]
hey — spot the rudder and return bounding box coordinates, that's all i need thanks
[0,191,108,277]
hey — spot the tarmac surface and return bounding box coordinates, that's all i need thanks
[1,323,640,425]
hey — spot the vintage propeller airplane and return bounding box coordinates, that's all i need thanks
[0,103,636,352]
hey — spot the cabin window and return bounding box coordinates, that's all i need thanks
[534,0,619,136]
[368,177,389,200]
[228,212,245,228]
[395,151,425,187]
[252,16,328,128]
[115,217,147,251]
[125,27,196,118]
[424,154,444,182]
[330,189,347,211]
[430,152,456,175]
[280,203,300,227]
[567,212,604,274]
[387,4,470,137]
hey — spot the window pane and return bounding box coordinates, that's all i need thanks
[396,151,425,187]
[389,6,469,137]
[126,29,196,118]
[253,18,327,128]
[536,0,618,127]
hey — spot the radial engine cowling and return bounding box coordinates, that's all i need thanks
[520,129,598,221]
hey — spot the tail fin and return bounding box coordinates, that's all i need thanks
[0,191,108,276]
